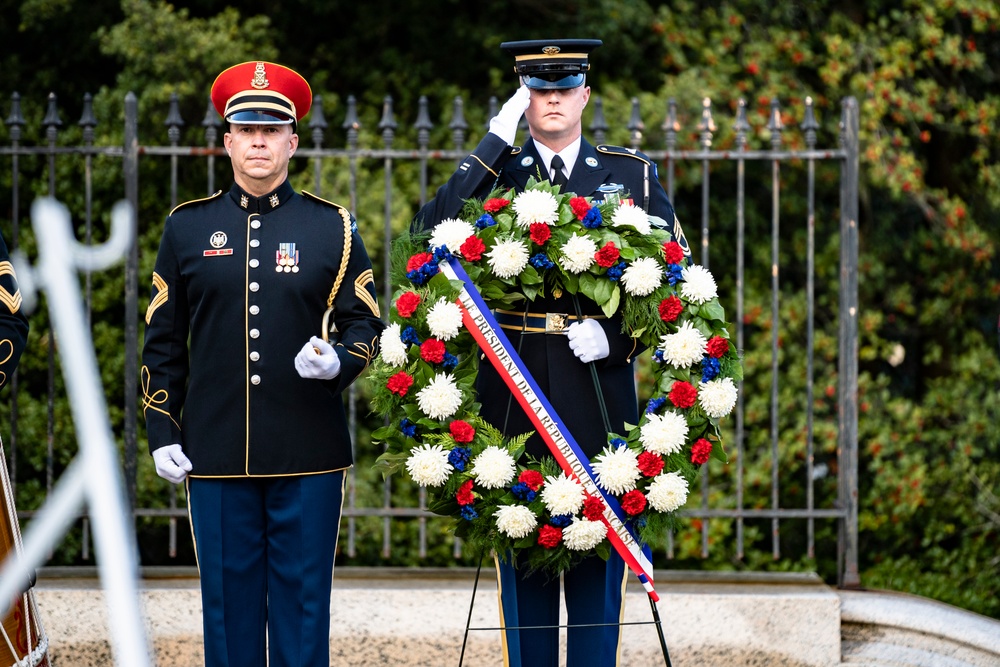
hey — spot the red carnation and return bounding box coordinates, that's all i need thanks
[483,198,510,213]
[706,336,729,358]
[594,242,621,268]
[396,291,421,318]
[420,338,446,364]
[637,451,665,477]
[583,496,605,522]
[663,241,685,265]
[669,381,697,408]
[658,295,683,323]
[570,196,591,220]
[387,371,414,396]
[406,252,434,273]
[518,469,545,492]
[460,236,486,261]
[538,524,563,549]
[456,479,475,505]
[449,420,476,443]
[621,489,647,516]
[691,438,713,465]
[529,222,551,245]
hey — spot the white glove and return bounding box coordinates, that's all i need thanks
[294,336,342,380]
[488,85,530,145]
[567,319,610,364]
[152,444,192,484]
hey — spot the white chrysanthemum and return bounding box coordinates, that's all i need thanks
[647,472,690,512]
[611,203,652,235]
[471,446,517,489]
[426,298,464,341]
[591,445,641,495]
[540,474,585,516]
[429,218,476,255]
[512,189,559,227]
[486,238,529,279]
[680,265,718,304]
[563,518,608,551]
[494,504,538,539]
[405,444,453,487]
[639,411,689,456]
[379,322,408,367]
[659,321,708,368]
[621,256,664,296]
[560,234,597,274]
[699,377,739,419]
[415,373,463,420]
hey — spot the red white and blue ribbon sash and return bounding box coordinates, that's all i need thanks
[440,257,658,600]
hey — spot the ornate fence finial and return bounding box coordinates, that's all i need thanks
[414,95,433,149]
[378,95,397,147]
[449,96,468,150]
[662,98,679,151]
[734,98,750,150]
[698,97,716,150]
[44,92,62,143]
[802,96,819,149]
[485,96,498,130]
[768,97,784,150]
[342,95,360,150]
[628,97,644,149]
[79,93,97,143]
[201,95,221,144]
[310,95,328,148]
[164,92,184,144]
[589,96,608,145]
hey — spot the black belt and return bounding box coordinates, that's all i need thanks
[493,309,605,334]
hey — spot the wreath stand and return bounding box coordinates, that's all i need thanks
[456,296,673,667]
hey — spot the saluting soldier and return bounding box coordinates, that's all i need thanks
[413,40,690,667]
[141,61,384,667]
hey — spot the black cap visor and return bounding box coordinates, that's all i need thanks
[521,72,586,90]
[227,110,294,125]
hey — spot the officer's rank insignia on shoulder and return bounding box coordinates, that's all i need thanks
[302,191,357,233]
[596,145,652,165]
[169,190,223,216]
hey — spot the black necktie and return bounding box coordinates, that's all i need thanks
[549,154,568,188]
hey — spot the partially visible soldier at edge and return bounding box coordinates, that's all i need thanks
[0,231,28,391]
[413,39,691,667]
[141,61,384,667]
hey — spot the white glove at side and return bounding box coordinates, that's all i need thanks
[152,444,192,484]
[488,85,530,145]
[294,336,342,380]
[567,319,610,364]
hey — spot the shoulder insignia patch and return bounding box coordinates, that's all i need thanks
[509,146,523,156]
[302,191,357,232]
[596,145,652,166]
[169,190,223,217]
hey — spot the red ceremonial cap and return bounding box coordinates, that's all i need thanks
[211,61,312,127]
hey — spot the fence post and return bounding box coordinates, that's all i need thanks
[123,92,139,511]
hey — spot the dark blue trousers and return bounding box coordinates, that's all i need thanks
[496,552,627,667]
[187,471,345,667]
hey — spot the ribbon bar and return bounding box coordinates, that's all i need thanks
[440,257,658,600]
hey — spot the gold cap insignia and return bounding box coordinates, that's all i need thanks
[251,62,270,90]
[542,46,561,55]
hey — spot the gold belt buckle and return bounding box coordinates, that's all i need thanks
[545,313,569,333]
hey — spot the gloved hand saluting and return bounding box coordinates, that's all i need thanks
[488,85,530,146]
[152,444,193,484]
[294,336,342,380]
[566,319,610,364]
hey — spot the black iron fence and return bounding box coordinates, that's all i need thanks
[0,90,859,586]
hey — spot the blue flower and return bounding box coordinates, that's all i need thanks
[460,505,479,520]
[433,245,452,262]
[701,356,721,382]
[442,353,459,370]
[610,437,627,449]
[582,207,603,229]
[607,260,626,281]
[529,253,555,270]
[665,264,684,286]
[475,214,496,229]
[653,349,666,364]
[400,326,421,346]
[549,514,572,528]
[511,482,537,502]
[646,397,667,414]
[448,447,471,472]
[400,418,417,438]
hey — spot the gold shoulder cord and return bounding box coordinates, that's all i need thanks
[320,207,353,343]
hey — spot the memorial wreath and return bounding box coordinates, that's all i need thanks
[369,179,741,575]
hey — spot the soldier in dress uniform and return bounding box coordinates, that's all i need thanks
[0,232,28,392]
[413,40,690,667]
[141,61,384,667]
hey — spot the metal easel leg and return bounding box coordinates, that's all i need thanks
[458,551,485,667]
[649,594,673,666]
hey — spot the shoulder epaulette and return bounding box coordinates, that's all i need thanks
[596,145,652,165]
[169,190,223,216]
[302,191,357,233]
